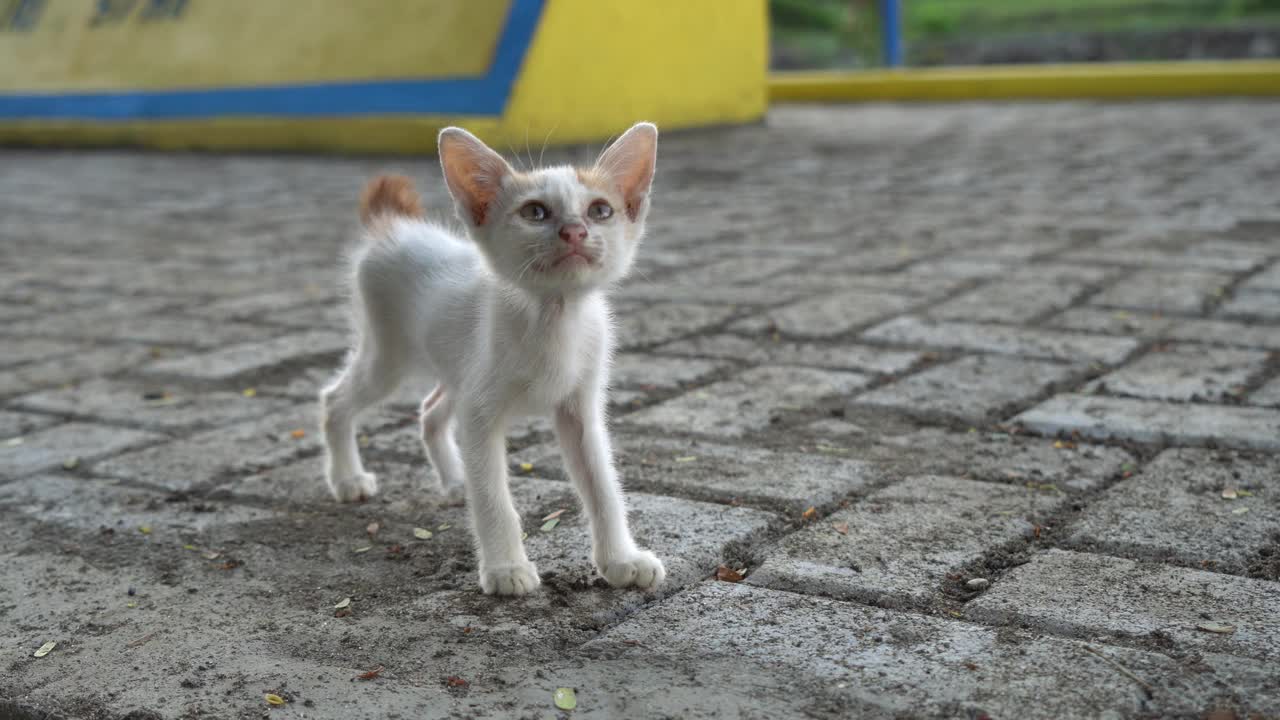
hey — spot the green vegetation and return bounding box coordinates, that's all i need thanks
[770,0,1280,68]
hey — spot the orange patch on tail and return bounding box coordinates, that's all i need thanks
[359,174,425,226]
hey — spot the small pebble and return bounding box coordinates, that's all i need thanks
[127,586,136,596]
[965,578,990,591]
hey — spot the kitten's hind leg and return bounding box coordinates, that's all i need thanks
[319,342,405,502]
[420,385,465,500]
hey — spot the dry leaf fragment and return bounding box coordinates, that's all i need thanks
[242,388,257,398]
[540,518,560,532]
[437,523,451,531]
[446,675,469,688]
[33,641,56,658]
[353,545,372,554]
[202,551,221,560]
[1222,488,1239,500]
[715,565,745,583]
[1232,506,1250,515]
[802,506,817,521]
[182,544,197,551]
[334,608,352,618]
[334,597,351,610]
[1052,440,1076,450]
[832,522,849,535]
[519,462,534,472]
[553,687,577,710]
[366,522,380,536]
[264,693,286,706]
[356,665,384,681]
[413,527,433,540]
[674,455,697,463]
[62,457,80,470]
[290,429,306,439]
[138,525,152,535]
[3,437,24,447]
[542,509,566,522]
[1196,622,1236,634]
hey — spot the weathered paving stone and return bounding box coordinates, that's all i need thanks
[0,410,58,440]
[586,581,1272,720]
[655,333,922,374]
[140,329,348,381]
[851,355,1080,424]
[0,474,275,535]
[6,310,263,348]
[13,379,292,431]
[94,405,403,491]
[0,338,81,369]
[1239,262,1280,292]
[1084,343,1269,402]
[863,315,1139,364]
[730,289,920,338]
[1066,448,1280,575]
[0,422,163,479]
[1164,318,1280,350]
[1059,243,1271,272]
[1049,307,1178,337]
[187,286,338,321]
[614,302,737,348]
[1218,289,1280,321]
[609,353,728,391]
[623,366,871,438]
[1249,376,1280,407]
[0,344,173,399]
[512,435,885,510]
[656,256,804,287]
[747,475,1066,605]
[927,278,1090,323]
[968,549,1280,661]
[1014,393,1280,451]
[1090,269,1234,314]
[801,425,1132,492]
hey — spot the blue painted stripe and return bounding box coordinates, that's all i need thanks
[0,0,544,120]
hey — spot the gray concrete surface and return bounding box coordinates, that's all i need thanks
[2,101,1280,719]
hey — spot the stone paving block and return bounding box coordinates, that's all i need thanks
[851,355,1080,424]
[1164,318,1280,350]
[927,278,1090,324]
[512,435,885,510]
[864,315,1139,364]
[1090,269,1234,314]
[5,308,263,348]
[623,366,871,438]
[140,329,348,382]
[615,282,811,306]
[13,379,292,431]
[968,548,1280,661]
[1248,376,1280,407]
[1066,448,1280,575]
[0,344,171,399]
[1239,262,1280,292]
[1059,244,1271,272]
[614,302,738,348]
[1048,307,1177,337]
[609,353,728,391]
[747,475,1065,605]
[0,338,81,369]
[262,301,349,330]
[187,286,338,321]
[1218,289,1280,321]
[730,289,920,338]
[655,333,923,374]
[0,410,58,440]
[1084,343,1270,402]
[1014,393,1280,451]
[94,404,403,491]
[0,422,164,479]
[0,474,275,535]
[656,256,805,287]
[588,581,1270,720]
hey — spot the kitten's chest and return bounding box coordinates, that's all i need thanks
[508,301,608,408]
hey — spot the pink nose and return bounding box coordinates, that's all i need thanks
[558,223,587,247]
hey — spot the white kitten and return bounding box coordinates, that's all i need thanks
[319,123,666,596]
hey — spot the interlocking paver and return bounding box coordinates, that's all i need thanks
[614,302,738,348]
[1065,448,1280,575]
[140,329,348,381]
[968,549,1280,661]
[926,277,1090,323]
[1218,289,1280,321]
[13,379,292,431]
[623,365,871,438]
[851,355,1080,423]
[863,315,1139,363]
[0,422,164,479]
[730,289,920,337]
[1090,268,1234,314]
[1014,393,1280,451]
[655,333,922,374]
[1084,343,1269,401]
[1249,376,1280,407]
[747,475,1066,605]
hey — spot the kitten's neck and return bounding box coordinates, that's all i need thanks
[495,280,606,321]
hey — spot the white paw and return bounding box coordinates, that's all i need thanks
[328,470,378,503]
[599,549,666,590]
[479,561,541,596]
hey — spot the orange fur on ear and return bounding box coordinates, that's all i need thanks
[359,175,425,227]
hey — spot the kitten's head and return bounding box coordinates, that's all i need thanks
[438,122,657,295]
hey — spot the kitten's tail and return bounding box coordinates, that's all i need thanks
[359,174,425,227]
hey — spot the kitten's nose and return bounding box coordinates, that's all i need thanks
[558,223,587,248]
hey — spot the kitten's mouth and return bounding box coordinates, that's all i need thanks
[548,252,595,270]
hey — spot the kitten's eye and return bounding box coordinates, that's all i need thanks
[587,200,614,221]
[519,201,551,222]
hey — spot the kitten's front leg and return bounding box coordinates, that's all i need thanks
[554,397,666,590]
[457,408,540,595]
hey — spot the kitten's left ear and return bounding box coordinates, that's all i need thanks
[596,122,658,222]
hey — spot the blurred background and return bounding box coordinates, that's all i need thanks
[771,0,1280,69]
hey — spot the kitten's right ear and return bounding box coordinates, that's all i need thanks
[438,127,513,226]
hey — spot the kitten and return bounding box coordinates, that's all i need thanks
[319,123,666,596]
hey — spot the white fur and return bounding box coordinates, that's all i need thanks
[319,123,665,595]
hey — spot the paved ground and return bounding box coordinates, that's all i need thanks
[2,102,1279,719]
